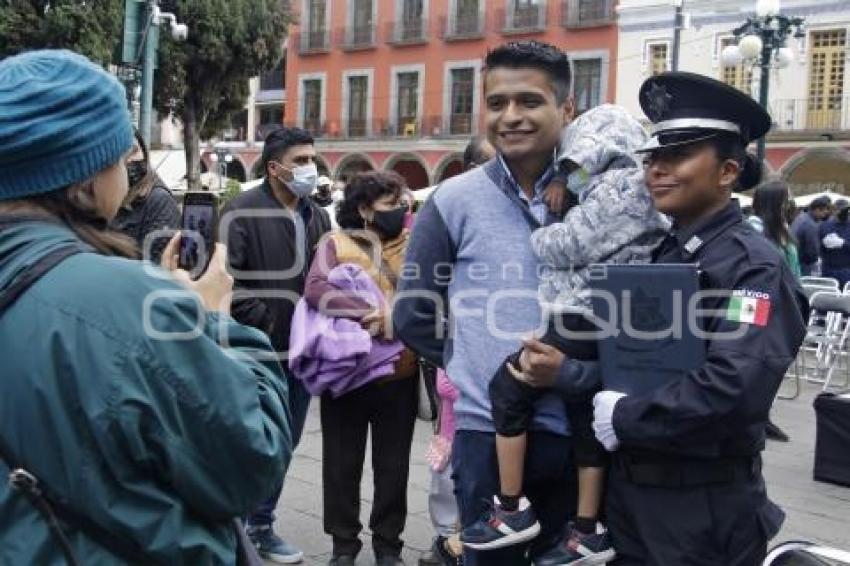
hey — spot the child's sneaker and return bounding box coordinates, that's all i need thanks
[534,523,615,565]
[460,496,540,550]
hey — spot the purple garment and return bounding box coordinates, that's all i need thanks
[288,263,403,397]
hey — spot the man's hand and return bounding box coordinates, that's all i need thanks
[543,178,568,216]
[507,338,565,388]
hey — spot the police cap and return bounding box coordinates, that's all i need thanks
[637,71,772,153]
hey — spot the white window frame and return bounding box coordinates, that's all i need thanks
[505,0,544,30]
[390,63,425,133]
[442,59,482,135]
[395,0,430,22]
[346,0,378,44]
[642,39,672,76]
[341,68,375,137]
[447,0,485,35]
[301,0,332,48]
[570,49,610,111]
[297,72,327,130]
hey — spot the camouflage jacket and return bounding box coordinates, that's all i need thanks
[532,104,670,311]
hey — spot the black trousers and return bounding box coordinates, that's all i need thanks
[321,377,417,558]
[607,457,784,566]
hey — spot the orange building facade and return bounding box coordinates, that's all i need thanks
[281,0,619,189]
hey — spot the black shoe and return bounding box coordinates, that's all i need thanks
[328,555,356,566]
[766,419,790,442]
[376,555,405,566]
[419,536,462,566]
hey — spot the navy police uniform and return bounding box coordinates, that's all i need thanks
[605,73,809,565]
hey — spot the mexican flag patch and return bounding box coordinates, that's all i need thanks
[726,290,771,326]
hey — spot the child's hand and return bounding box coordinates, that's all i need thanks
[544,178,568,215]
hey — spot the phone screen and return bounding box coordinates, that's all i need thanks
[179,196,217,274]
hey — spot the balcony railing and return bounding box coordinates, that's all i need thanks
[293,29,331,54]
[562,0,615,29]
[290,114,481,140]
[770,97,850,133]
[338,24,377,50]
[441,14,485,40]
[499,2,548,34]
[385,18,429,44]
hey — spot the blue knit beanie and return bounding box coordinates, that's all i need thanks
[0,49,134,200]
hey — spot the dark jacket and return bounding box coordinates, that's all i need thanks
[112,182,180,263]
[614,202,808,458]
[790,210,820,273]
[222,180,331,352]
[818,217,850,272]
[0,219,292,565]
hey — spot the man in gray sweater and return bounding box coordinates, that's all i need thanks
[395,41,597,565]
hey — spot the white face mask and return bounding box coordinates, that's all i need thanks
[278,162,318,198]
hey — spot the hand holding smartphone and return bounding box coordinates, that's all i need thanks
[179,192,219,277]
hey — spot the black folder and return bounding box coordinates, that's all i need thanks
[589,264,706,395]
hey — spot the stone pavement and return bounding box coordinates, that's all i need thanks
[268,380,850,565]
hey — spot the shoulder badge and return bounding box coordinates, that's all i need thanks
[726,289,771,327]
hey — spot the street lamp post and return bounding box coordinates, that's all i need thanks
[209,148,233,192]
[721,0,805,165]
[126,0,188,146]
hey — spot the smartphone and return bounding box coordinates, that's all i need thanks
[179,192,219,275]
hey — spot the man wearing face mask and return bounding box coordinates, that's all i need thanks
[222,126,331,564]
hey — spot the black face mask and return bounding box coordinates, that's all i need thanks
[371,205,407,239]
[127,160,148,187]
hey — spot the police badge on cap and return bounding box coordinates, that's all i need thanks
[637,72,772,153]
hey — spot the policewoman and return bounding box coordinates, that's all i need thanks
[590,72,808,565]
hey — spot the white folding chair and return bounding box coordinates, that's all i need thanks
[843,281,850,294]
[803,293,850,391]
[801,276,839,290]
[790,290,837,395]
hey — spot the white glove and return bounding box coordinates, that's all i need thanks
[592,391,627,451]
[823,233,845,250]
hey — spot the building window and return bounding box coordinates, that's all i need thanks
[454,0,480,35]
[397,72,419,135]
[400,0,425,41]
[577,0,605,22]
[719,38,752,94]
[307,0,328,50]
[303,79,322,133]
[348,75,369,137]
[573,59,602,114]
[808,29,846,129]
[259,59,285,91]
[449,68,474,134]
[350,0,374,46]
[511,0,542,30]
[649,43,669,76]
[257,105,284,141]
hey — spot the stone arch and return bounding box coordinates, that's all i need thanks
[434,153,465,183]
[384,153,431,190]
[780,148,850,196]
[334,153,376,184]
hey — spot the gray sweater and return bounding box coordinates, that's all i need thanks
[394,159,578,434]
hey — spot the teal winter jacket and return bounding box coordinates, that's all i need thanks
[0,219,292,565]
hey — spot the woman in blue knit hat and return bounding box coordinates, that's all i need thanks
[0,50,292,564]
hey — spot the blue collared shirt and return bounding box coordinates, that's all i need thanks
[498,154,558,225]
